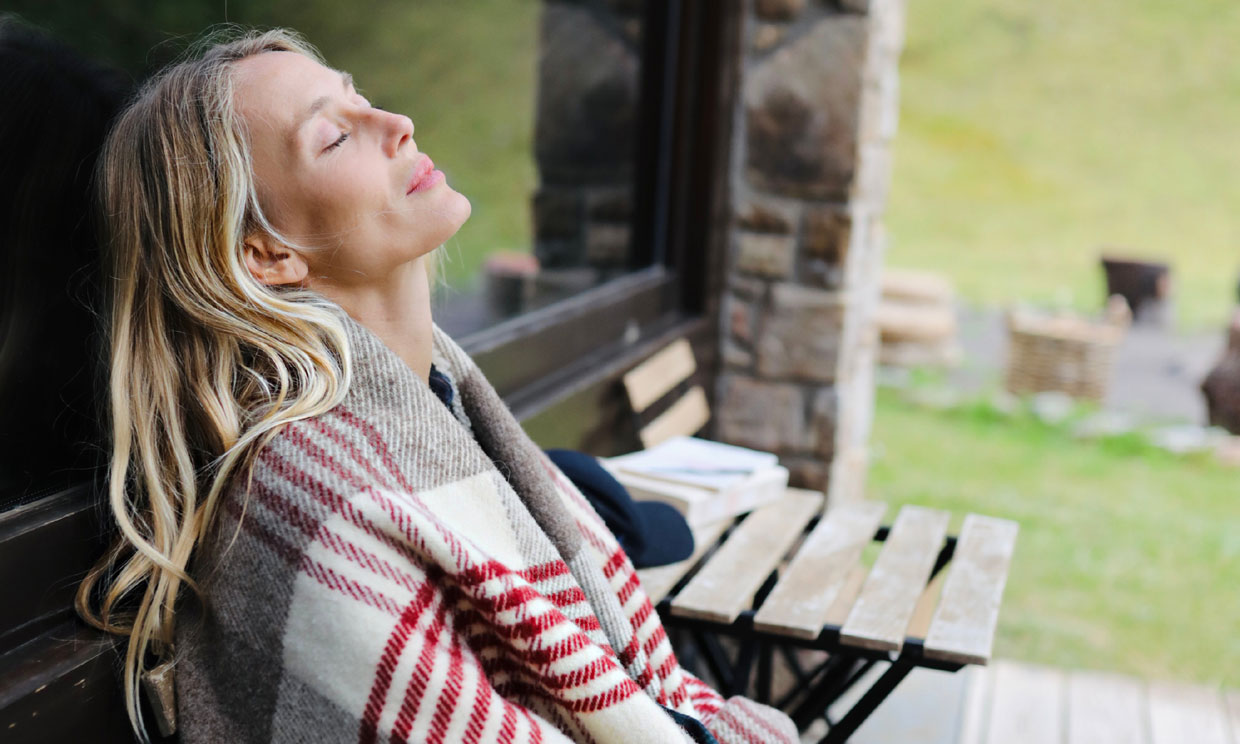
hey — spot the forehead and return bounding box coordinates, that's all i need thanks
[231,51,339,132]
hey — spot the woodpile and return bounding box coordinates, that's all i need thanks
[876,269,960,368]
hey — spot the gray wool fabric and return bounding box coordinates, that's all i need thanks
[169,309,799,744]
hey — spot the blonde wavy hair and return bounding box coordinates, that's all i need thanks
[75,28,352,740]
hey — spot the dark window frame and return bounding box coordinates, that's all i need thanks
[462,0,741,453]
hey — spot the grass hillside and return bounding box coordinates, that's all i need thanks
[888,0,1240,329]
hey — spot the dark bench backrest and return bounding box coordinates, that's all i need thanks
[0,485,133,742]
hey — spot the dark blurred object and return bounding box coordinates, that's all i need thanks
[1201,308,1240,434]
[1100,254,1172,327]
[0,18,131,507]
[544,448,694,569]
[484,252,540,318]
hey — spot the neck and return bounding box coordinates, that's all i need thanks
[311,257,435,383]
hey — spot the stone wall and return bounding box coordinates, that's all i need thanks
[531,0,904,502]
[714,0,905,502]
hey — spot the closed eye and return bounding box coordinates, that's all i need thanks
[327,131,352,150]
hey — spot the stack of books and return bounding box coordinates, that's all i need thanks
[603,437,790,526]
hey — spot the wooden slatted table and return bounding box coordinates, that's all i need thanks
[638,488,1018,744]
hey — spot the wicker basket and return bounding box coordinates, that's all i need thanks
[1004,299,1130,400]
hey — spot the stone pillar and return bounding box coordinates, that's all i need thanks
[714,0,905,503]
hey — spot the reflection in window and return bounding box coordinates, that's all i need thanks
[0,19,128,509]
[0,1,652,504]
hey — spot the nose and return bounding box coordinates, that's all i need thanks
[381,110,414,157]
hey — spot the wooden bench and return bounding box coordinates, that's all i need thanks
[638,490,1018,743]
[620,340,1018,741]
[0,484,132,743]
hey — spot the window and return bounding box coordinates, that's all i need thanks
[0,4,736,731]
[0,0,735,509]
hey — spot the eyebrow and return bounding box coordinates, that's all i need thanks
[296,71,354,132]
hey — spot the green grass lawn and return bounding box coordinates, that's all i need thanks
[889,0,1240,329]
[868,388,1239,686]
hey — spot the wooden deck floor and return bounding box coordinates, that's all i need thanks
[800,660,1240,744]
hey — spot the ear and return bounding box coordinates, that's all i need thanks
[243,233,309,286]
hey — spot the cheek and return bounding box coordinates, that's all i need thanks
[289,173,370,243]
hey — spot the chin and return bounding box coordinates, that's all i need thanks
[416,194,471,256]
[447,189,472,227]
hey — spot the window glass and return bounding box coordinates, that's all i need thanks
[0,0,653,505]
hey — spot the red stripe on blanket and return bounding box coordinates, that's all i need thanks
[390,588,452,742]
[616,570,641,605]
[457,561,603,638]
[284,423,372,492]
[667,677,688,709]
[629,599,654,635]
[251,480,421,594]
[359,578,439,744]
[520,706,545,744]
[517,560,571,584]
[259,446,418,561]
[543,587,588,610]
[307,416,397,491]
[455,606,596,665]
[685,677,723,718]
[723,698,792,744]
[497,703,518,744]
[716,704,762,743]
[425,617,467,744]
[493,671,642,714]
[462,666,492,744]
[460,558,570,589]
[655,655,679,687]
[457,613,633,700]
[640,621,668,660]
[301,555,406,616]
[601,547,627,580]
[335,405,416,492]
[222,495,413,620]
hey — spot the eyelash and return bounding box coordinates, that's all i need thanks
[326,131,350,151]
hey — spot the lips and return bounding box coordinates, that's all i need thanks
[406,156,436,195]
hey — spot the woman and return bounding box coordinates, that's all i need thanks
[77,29,798,743]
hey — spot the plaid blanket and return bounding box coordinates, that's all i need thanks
[174,312,798,743]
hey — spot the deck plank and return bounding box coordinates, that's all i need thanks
[752,500,887,638]
[669,490,822,623]
[840,505,950,652]
[637,518,731,604]
[1148,681,1232,744]
[1066,669,1146,744]
[924,514,1019,665]
[1225,690,1240,743]
[957,665,993,744]
[984,660,1064,744]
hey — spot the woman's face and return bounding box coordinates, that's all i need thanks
[231,51,470,287]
